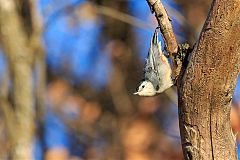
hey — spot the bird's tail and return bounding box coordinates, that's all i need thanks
[152,28,159,45]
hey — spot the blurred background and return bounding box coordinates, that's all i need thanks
[0,0,239,160]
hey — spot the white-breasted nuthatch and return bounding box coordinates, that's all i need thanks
[134,29,173,96]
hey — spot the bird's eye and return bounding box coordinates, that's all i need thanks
[142,85,145,88]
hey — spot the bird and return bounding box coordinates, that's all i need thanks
[134,28,173,96]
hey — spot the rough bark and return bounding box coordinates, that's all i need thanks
[146,0,240,159]
[178,0,240,159]
[0,0,34,159]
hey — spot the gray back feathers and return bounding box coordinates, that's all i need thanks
[144,30,162,90]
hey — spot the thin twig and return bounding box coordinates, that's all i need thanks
[95,5,154,30]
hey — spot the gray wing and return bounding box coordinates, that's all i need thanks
[144,30,161,90]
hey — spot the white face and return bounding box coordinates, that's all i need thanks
[134,81,156,96]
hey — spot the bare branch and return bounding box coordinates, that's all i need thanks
[0,67,15,147]
[146,0,180,79]
[28,0,46,127]
[0,0,34,159]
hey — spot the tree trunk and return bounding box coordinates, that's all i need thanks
[0,0,34,159]
[178,0,240,159]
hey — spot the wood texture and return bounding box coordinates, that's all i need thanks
[178,0,240,159]
[146,0,179,79]
[0,0,34,159]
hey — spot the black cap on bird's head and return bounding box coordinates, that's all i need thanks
[134,80,156,96]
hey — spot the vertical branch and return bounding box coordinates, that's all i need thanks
[0,66,15,152]
[0,0,34,159]
[29,0,46,129]
[178,0,240,159]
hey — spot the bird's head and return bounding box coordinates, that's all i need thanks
[134,81,156,96]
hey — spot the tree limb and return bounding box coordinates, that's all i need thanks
[178,0,240,159]
[28,0,46,130]
[146,0,179,79]
[146,0,240,159]
[0,0,34,159]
